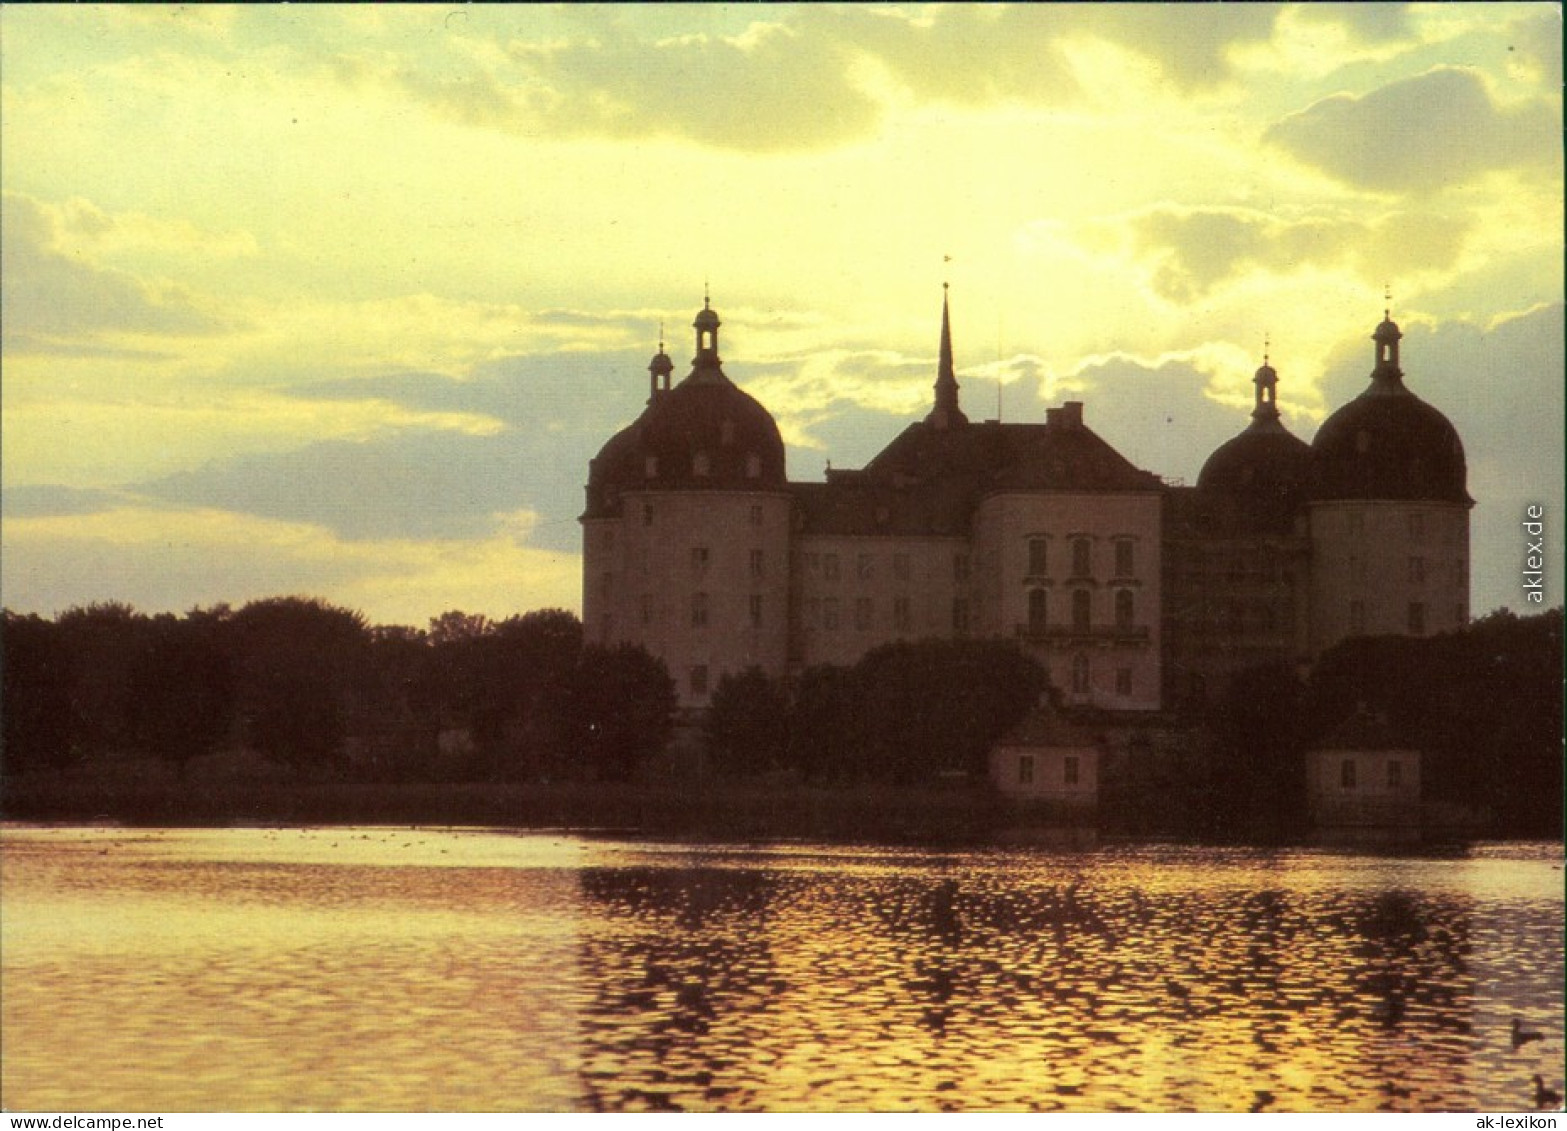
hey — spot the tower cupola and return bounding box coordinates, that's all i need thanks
[1252,340,1280,422]
[648,325,674,401]
[692,293,722,377]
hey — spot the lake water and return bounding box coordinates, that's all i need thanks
[2,826,1561,1112]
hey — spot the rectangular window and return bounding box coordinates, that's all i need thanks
[893,595,911,631]
[690,665,708,697]
[1072,537,1092,577]
[1115,668,1133,696]
[748,594,763,629]
[1408,512,1425,542]
[1349,600,1366,635]
[1071,654,1090,694]
[823,554,840,582]
[600,615,614,645]
[855,596,873,630]
[823,597,840,631]
[857,553,874,581]
[805,597,821,628]
[1028,537,1049,577]
[893,554,911,581]
[749,548,765,579]
[1072,588,1092,632]
[1341,758,1357,790]
[1115,538,1134,577]
[749,505,763,527]
[1409,556,1425,584]
[692,546,710,575]
[600,571,614,598]
[952,597,970,634]
[1347,512,1365,536]
[643,503,654,526]
[691,592,709,628]
[806,552,820,576]
[640,594,653,625]
[1388,759,1403,788]
[1064,756,1080,786]
[1408,602,1426,635]
[1018,754,1035,786]
[954,554,971,583]
[1349,554,1365,583]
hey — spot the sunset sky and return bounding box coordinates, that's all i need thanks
[2,3,1561,628]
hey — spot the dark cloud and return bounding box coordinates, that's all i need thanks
[1265,67,1558,193]
[0,194,230,352]
[1131,206,1472,302]
[1065,355,1273,487]
[1,484,128,519]
[1289,3,1414,45]
[131,426,587,552]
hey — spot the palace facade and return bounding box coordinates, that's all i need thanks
[581,293,1470,712]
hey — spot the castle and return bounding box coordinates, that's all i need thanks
[581,292,1470,715]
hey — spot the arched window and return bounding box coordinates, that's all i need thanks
[1071,653,1090,694]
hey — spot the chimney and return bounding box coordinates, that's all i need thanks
[1061,401,1084,428]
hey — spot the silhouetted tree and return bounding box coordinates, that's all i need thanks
[54,601,153,757]
[705,667,790,777]
[788,664,862,783]
[854,639,1046,784]
[543,644,675,782]
[127,609,236,774]
[1308,608,1563,837]
[1201,662,1308,842]
[227,597,369,772]
[2,611,79,774]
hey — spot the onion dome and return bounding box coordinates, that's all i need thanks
[1309,311,1469,504]
[1198,351,1311,519]
[584,299,787,518]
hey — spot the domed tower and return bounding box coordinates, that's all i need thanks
[1306,308,1471,654]
[1197,349,1312,530]
[1171,350,1314,696]
[582,298,793,708]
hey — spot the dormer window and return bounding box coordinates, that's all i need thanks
[745,453,761,478]
[644,455,658,478]
[694,451,711,477]
[720,420,736,446]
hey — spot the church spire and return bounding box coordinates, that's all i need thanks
[928,283,968,430]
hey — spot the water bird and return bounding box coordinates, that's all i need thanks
[1513,1018,1546,1048]
[1533,1076,1561,1109]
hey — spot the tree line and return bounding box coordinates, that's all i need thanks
[1,598,674,783]
[4,596,1559,838]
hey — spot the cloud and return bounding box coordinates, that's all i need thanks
[1,484,128,519]
[325,5,1289,154]
[1265,66,1559,194]
[132,427,586,549]
[0,193,232,353]
[1126,204,1472,303]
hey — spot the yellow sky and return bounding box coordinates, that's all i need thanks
[2,3,1562,625]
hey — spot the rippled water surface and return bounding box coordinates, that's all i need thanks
[2,826,1561,1112]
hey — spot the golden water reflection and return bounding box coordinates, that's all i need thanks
[2,828,1561,1112]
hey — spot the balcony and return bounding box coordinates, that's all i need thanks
[1015,623,1151,643]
